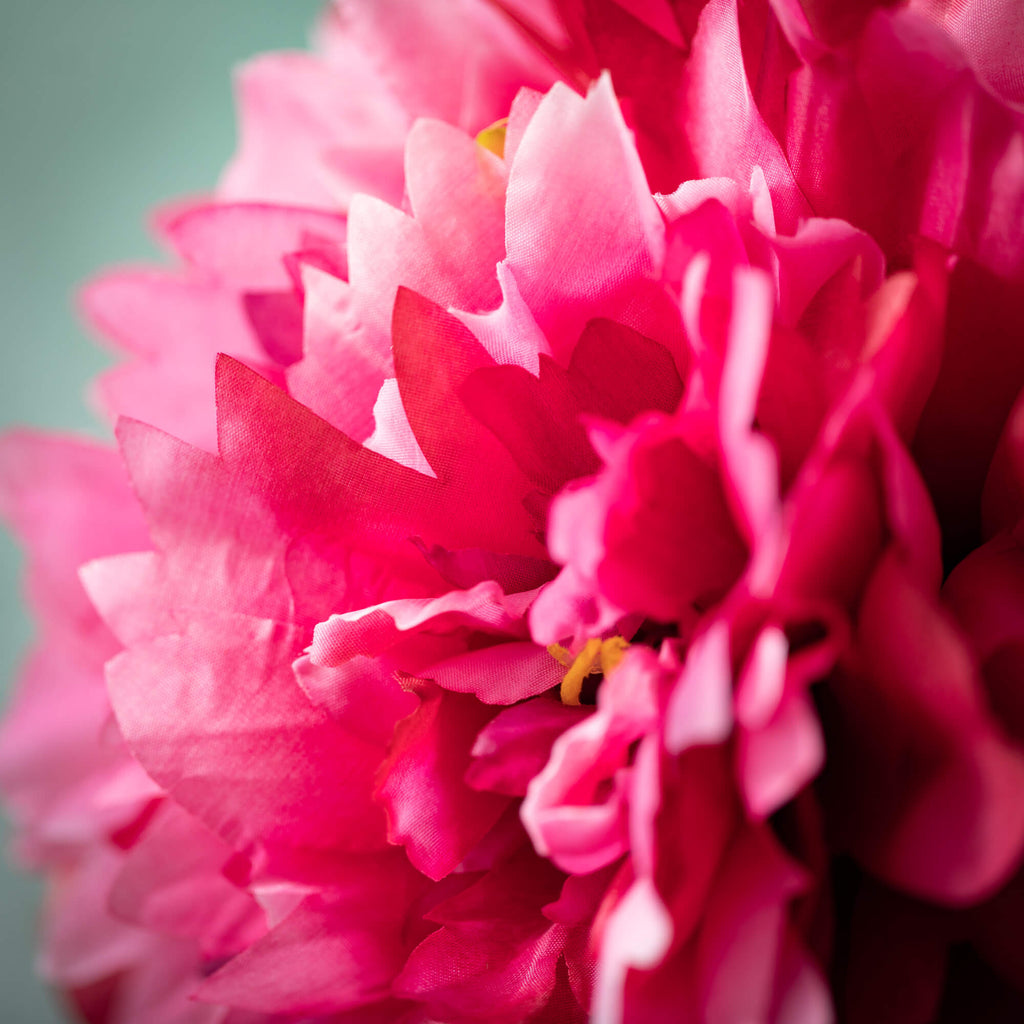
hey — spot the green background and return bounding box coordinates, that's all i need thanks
[0,3,322,1020]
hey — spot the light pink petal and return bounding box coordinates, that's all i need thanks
[104,938,225,1024]
[735,626,789,731]
[403,118,507,310]
[454,261,552,373]
[506,73,667,361]
[428,642,563,704]
[160,201,347,290]
[718,267,781,543]
[80,552,176,648]
[738,690,825,819]
[522,648,660,874]
[363,378,435,477]
[83,271,268,451]
[318,0,559,133]
[770,217,885,328]
[664,621,735,754]
[286,265,389,442]
[0,431,150,653]
[39,846,148,987]
[684,0,811,233]
[0,647,156,860]
[310,581,534,667]
[592,877,674,1024]
[219,51,409,209]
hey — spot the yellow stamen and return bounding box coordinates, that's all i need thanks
[600,635,630,676]
[559,638,602,706]
[476,118,508,159]
[547,643,574,668]
[548,637,630,706]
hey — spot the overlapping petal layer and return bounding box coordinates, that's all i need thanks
[4,1,1024,1022]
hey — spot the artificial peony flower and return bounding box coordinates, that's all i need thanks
[3,0,1024,1021]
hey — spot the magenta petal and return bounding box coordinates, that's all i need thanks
[395,851,575,1024]
[377,683,510,880]
[468,698,591,796]
[831,552,1024,904]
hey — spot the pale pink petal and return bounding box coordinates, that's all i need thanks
[505,73,667,361]
[106,613,393,875]
[219,51,409,209]
[363,378,435,477]
[684,0,812,233]
[664,622,734,754]
[160,202,347,290]
[738,691,825,819]
[428,642,563,704]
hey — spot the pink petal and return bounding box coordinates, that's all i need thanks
[198,851,425,1016]
[106,613,392,875]
[109,802,264,958]
[82,271,266,451]
[738,690,825,819]
[830,551,1024,903]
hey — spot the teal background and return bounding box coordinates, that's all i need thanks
[0,3,322,1020]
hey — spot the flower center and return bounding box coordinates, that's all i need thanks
[476,117,508,158]
[548,636,630,705]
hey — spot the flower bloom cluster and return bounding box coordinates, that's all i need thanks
[3,1,1024,1021]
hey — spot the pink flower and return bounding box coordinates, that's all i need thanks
[3,0,1024,1021]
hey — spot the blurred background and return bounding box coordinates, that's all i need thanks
[0,3,322,1020]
